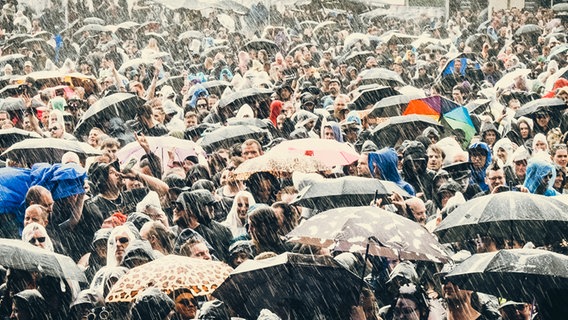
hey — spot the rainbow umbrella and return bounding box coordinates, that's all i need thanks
[402,96,462,120]
[441,106,476,146]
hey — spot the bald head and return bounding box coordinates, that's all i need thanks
[405,197,427,225]
[24,204,49,227]
[25,186,54,214]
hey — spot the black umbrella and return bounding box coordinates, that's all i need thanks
[83,17,105,25]
[465,33,489,51]
[1,138,102,165]
[199,125,268,153]
[553,3,568,12]
[0,97,26,112]
[218,87,272,110]
[72,24,108,38]
[287,43,310,57]
[514,24,542,36]
[292,176,412,210]
[514,98,567,118]
[434,192,568,245]
[465,99,491,115]
[0,239,87,282]
[0,54,27,69]
[371,114,443,147]
[0,128,41,149]
[226,117,270,129]
[74,93,145,136]
[351,85,400,110]
[241,39,279,54]
[341,50,374,66]
[358,67,406,87]
[213,253,362,319]
[445,249,568,305]
[368,94,419,118]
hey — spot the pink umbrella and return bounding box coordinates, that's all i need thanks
[116,136,206,171]
[269,138,359,167]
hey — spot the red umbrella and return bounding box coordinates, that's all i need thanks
[269,138,359,167]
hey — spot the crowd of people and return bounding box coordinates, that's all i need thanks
[0,0,567,319]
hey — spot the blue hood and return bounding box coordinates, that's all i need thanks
[523,159,559,196]
[468,142,492,191]
[368,148,415,196]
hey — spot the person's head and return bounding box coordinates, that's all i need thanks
[392,284,429,320]
[426,145,444,171]
[24,205,49,228]
[271,201,299,235]
[452,85,467,104]
[11,289,49,320]
[532,133,549,153]
[100,138,120,161]
[552,143,568,167]
[357,153,372,177]
[405,198,427,225]
[468,144,489,170]
[179,238,211,260]
[88,128,104,147]
[554,165,566,191]
[247,206,281,248]
[140,221,174,255]
[21,223,53,251]
[442,278,473,304]
[486,163,506,193]
[172,290,198,320]
[246,172,279,205]
[241,139,263,160]
[517,119,532,139]
[328,78,341,95]
[498,301,532,320]
[232,191,255,224]
[534,110,551,129]
[228,241,254,268]
[25,186,54,216]
[130,287,174,320]
[48,122,64,138]
[333,95,349,121]
[107,225,137,267]
[88,160,122,195]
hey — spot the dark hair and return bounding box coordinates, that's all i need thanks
[248,207,286,254]
[271,201,299,234]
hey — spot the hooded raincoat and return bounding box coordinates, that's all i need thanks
[368,148,416,196]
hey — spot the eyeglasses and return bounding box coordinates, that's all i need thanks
[196,103,207,108]
[116,237,129,244]
[177,299,196,307]
[514,160,527,166]
[49,126,59,132]
[29,237,46,244]
[237,202,248,208]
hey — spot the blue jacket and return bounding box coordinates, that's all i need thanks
[468,142,492,191]
[523,159,559,196]
[368,148,416,196]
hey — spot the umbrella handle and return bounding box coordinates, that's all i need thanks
[358,241,370,305]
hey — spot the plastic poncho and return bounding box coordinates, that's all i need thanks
[523,158,559,196]
[468,142,492,191]
[368,148,416,196]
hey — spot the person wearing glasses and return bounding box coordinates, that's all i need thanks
[21,222,54,252]
[532,109,554,136]
[106,225,138,267]
[172,289,198,320]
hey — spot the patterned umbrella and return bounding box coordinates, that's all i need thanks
[233,151,330,180]
[106,255,233,302]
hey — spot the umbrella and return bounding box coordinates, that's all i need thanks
[514,98,567,118]
[72,24,108,38]
[74,93,145,136]
[553,3,568,12]
[83,17,105,25]
[403,95,463,119]
[0,97,26,112]
[445,249,568,303]
[0,128,41,149]
[465,33,489,51]
[514,24,542,36]
[434,192,568,245]
[359,68,406,87]
[494,69,531,91]
[241,39,279,54]
[226,117,270,129]
[156,75,185,94]
[465,99,491,115]
[200,80,232,97]
[351,85,400,110]
[379,32,416,45]
[233,152,330,180]
[269,138,360,167]
[0,54,26,69]
[287,206,451,262]
[344,33,371,50]
[292,176,412,210]
[441,106,476,145]
[218,87,272,110]
[547,43,568,61]
[118,58,156,73]
[0,239,87,282]
[201,45,230,58]
[368,94,417,118]
[424,44,448,53]
[287,43,311,57]
[312,21,337,36]
[341,50,374,65]
[199,125,268,153]
[178,30,203,41]
[116,136,205,172]
[106,255,232,302]
[214,253,362,319]
[114,21,140,30]
[1,138,102,165]
[371,114,443,147]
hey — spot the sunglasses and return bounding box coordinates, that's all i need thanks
[49,126,60,131]
[29,237,46,244]
[237,202,249,208]
[196,103,207,107]
[116,237,129,244]
[177,299,196,307]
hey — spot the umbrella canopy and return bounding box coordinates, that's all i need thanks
[83,17,105,25]
[0,97,26,112]
[465,99,491,115]
[0,239,86,282]
[379,32,416,45]
[241,39,279,54]
[371,114,443,147]
[341,50,374,65]
[177,30,203,41]
[292,176,412,210]
[359,68,406,87]
[234,151,330,180]
[368,94,420,118]
[72,24,108,38]
[0,128,41,149]
[494,69,531,91]
[514,98,567,118]
[74,93,145,136]
[1,138,102,165]
[199,125,268,153]
[344,33,371,50]
[553,3,568,11]
[445,249,568,303]
[287,206,451,262]
[0,54,27,69]
[116,136,205,172]
[118,58,157,73]
[106,255,233,302]
[441,106,476,145]
[269,138,359,167]
[514,24,542,36]
[434,192,568,245]
[351,85,400,110]
[214,253,362,319]
[218,87,272,110]
[403,95,462,119]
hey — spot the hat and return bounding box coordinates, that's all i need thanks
[402,141,427,161]
[512,146,530,162]
[24,61,33,67]
[158,85,175,98]
[498,301,526,310]
[361,140,379,153]
[442,162,471,180]
[88,160,120,191]
[329,78,341,85]
[130,287,174,320]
